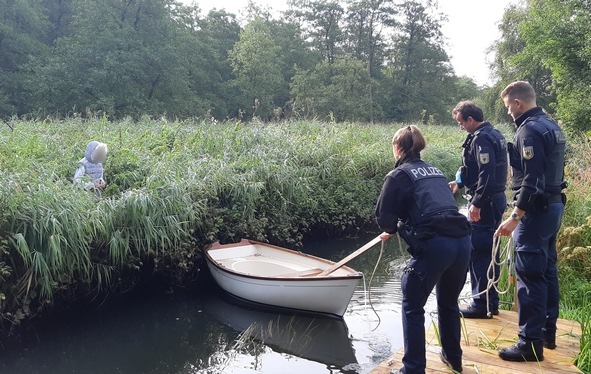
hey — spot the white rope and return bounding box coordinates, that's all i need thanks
[364,234,516,327]
[363,231,516,328]
[365,235,406,330]
[458,235,515,316]
[361,272,368,308]
[367,239,385,331]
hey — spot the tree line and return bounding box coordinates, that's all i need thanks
[485,0,591,133]
[1,0,589,132]
[0,0,480,123]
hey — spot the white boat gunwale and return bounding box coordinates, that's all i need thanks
[204,239,363,282]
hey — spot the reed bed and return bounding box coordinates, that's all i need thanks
[1,119,590,370]
[1,118,465,328]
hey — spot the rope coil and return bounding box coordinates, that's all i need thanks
[363,234,514,328]
[458,235,516,316]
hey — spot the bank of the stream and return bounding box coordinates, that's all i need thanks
[1,118,590,372]
[0,119,463,330]
[0,235,411,374]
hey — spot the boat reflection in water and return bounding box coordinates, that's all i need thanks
[202,289,358,371]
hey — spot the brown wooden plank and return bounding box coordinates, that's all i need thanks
[370,310,582,374]
[317,235,381,276]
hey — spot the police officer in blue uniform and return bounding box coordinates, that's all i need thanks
[449,101,508,318]
[496,81,566,362]
[375,125,471,374]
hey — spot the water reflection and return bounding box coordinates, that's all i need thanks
[0,235,433,374]
[201,291,357,371]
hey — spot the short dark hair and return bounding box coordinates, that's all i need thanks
[500,81,536,103]
[452,101,484,122]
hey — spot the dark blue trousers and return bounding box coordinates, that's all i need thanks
[469,192,506,311]
[513,202,564,343]
[401,235,471,374]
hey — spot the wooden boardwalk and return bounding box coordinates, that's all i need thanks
[371,310,582,373]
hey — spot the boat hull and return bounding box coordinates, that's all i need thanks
[204,239,362,317]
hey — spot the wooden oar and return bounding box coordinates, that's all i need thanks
[316,235,382,276]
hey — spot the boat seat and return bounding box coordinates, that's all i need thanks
[276,268,324,278]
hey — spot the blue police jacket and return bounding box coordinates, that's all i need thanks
[375,156,470,237]
[509,107,566,211]
[459,122,508,208]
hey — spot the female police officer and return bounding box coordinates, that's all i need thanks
[375,126,471,374]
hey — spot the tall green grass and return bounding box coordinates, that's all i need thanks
[3,117,590,371]
[0,118,466,328]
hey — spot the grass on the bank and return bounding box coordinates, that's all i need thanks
[1,118,591,372]
[556,132,591,373]
[0,118,466,328]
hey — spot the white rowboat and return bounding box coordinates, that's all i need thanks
[204,239,363,317]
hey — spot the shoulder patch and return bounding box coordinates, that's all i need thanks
[479,153,490,164]
[523,146,534,160]
[554,130,566,143]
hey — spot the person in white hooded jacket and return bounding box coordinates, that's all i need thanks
[74,141,108,195]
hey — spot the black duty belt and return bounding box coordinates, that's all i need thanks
[508,194,564,208]
[547,194,563,203]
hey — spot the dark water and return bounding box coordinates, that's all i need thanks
[0,236,442,374]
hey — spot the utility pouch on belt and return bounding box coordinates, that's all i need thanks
[528,194,550,214]
[529,192,566,213]
[397,221,434,257]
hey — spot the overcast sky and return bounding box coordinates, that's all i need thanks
[184,0,517,86]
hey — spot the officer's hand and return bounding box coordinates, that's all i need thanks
[380,232,393,241]
[469,205,481,222]
[495,217,519,237]
[448,181,459,194]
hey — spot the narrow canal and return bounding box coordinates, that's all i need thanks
[0,235,444,374]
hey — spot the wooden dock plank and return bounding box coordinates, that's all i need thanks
[371,310,582,373]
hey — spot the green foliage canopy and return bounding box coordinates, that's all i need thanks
[485,0,591,133]
[0,0,479,123]
[521,0,591,133]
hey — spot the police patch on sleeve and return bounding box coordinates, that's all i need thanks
[523,146,534,160]
[479,153,490,164]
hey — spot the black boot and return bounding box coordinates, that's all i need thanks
[544,331,557,350]
[459,305,498,319]
[440,351,462,373]
[498,339,544,362]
